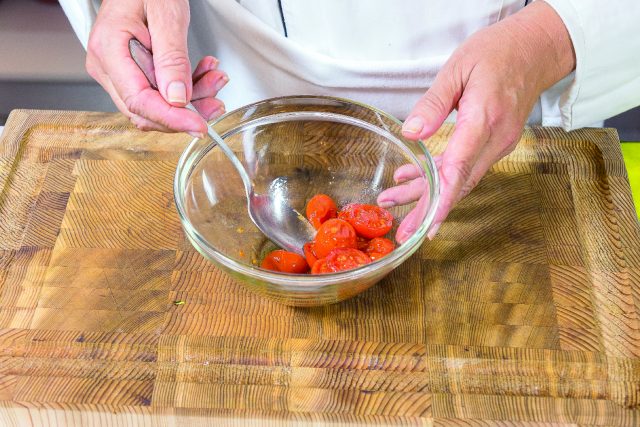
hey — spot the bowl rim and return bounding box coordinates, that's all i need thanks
[174,95,440,285]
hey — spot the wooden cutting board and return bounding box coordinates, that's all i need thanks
[0,110,639,426]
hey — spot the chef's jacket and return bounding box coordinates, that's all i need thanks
[60,0,640,130]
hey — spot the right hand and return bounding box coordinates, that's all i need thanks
[86,0,228,137]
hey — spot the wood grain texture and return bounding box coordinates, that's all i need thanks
[0,109,639,426]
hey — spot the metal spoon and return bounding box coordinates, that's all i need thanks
[128,39,316,255]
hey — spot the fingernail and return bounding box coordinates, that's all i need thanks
[402,116,425,135]
[378,200,395,209]
[208,106,226,121]
[188,131,204,139]
[214,75,229,92]
[427,222,441,240]
[167,81,187,104]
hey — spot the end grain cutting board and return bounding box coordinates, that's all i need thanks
[0,110,639,426]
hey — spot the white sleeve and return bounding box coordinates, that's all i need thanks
[58,0,99,50]
[542,0,640,130]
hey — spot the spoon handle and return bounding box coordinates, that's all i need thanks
[127,38,253,197]
[128,39,158,90]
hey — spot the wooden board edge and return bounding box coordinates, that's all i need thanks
[0,110,128,194]
[0,110,32,197]
[0,401,431,426]
[427,125,621,152]
[0,397,637,425]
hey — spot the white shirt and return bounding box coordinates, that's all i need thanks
[60,0,640,130]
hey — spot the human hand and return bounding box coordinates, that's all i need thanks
[85,0,228,137]
[379,1,575,242]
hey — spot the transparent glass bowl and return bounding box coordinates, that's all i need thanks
[174,96,439,306]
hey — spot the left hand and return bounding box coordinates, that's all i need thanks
[378,1,576,243]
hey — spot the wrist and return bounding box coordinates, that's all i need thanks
[510,0,576,91]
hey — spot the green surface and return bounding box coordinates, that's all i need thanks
[621,142,640,217]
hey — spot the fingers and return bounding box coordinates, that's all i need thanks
[451,129,520,204]
[433,155,443,169]
[396,191,432,244]
[192,69,228,101]
[130,113,174,133]
[101,34,206,135]
[192,56,219,82]
[396,207,421,244]
[98,63,201,135]
[377,177,426,208]
[388,125,519,242]
[190,56,228,121]
[401,64,462,141]
[192,98,226,121]
[397,61,468,242]
[430,113,490,237]
[392,164,421,184]
[146,0,192,107]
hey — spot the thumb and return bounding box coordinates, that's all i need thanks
[146,1,192,106]
[402,68,461,140]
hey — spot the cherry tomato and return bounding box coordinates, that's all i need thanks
[365,237,395,261]
[325,248,371,272]
[356,236,370,251]
[306,194,337,229]
[260,250,309,274]
[311,258,333,275]
[313,218,357,258]
[303,242,319,267]
[337,203,356,221]
[338,203,393,239]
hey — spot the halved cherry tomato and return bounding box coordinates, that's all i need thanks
[303,242,319,267]
[313,218,357,258]
[260,250,309,274]
[356,236,370,251]
[338,203,393,239]
[337,203,356,221]
[260,196,396,275]
[325,248,371,272]
[306,194,337,229]
[311,258,333,274]
[365,237,395,261]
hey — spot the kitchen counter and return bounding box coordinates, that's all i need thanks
[0,0,89,82]
[0,1,113,124]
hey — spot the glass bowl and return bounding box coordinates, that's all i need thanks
[174,96,439,306]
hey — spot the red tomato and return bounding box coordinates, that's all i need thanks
[337,203,356,221]
[356,236,370,251]
[306,194,337,229]
[311,258,333,274]
[303,242,319,267]
[365,237,395,261]
[260,250,309,274]
[338,203,393,239]
[325,248,372,272]
[313,218,357,258]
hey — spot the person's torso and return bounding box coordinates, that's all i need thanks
[239,0,524,61]
[188,0,554,123]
